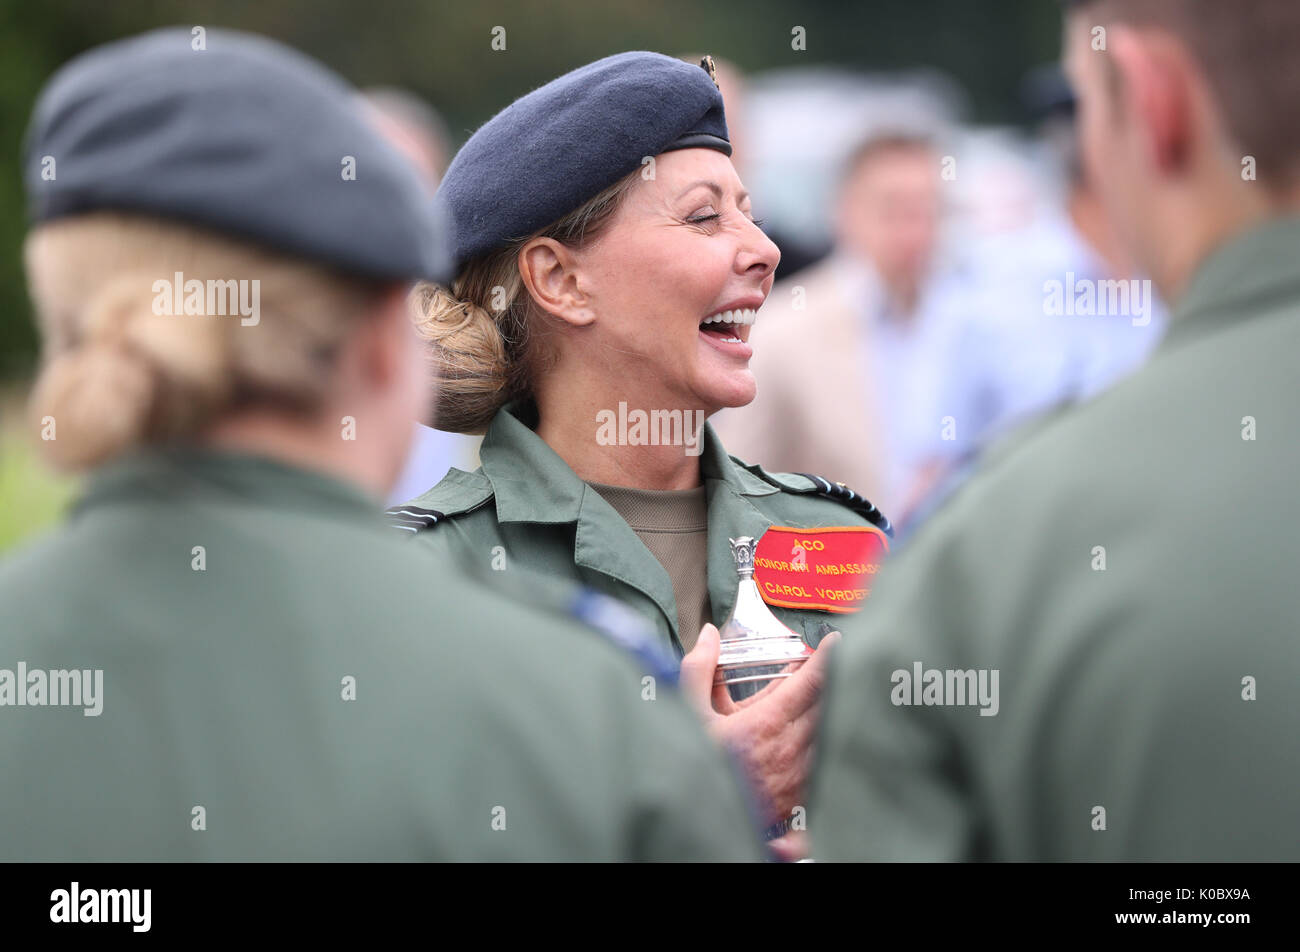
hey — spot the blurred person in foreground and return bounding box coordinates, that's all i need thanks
[716,132,987,521]
[0,28,763,862]
[812,0,1300,861]
[1012,64,1168,401]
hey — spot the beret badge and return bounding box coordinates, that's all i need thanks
[699,55,719,90]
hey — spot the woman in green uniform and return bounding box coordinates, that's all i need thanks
[391,51,893,842]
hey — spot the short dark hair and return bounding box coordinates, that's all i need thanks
[1063,0,1300,185]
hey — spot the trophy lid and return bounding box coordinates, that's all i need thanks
[728,536,757,579]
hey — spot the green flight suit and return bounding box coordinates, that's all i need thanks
[393,402,892,656]
[0,449,764,861]
[811,217,1300,861]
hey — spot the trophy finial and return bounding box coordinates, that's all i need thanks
[728,536,757,578]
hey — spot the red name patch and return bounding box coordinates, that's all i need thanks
[752,525,889,614]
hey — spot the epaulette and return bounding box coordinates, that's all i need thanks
[384,468,494,534]
[792,473,893,537]
[744,464,893,538]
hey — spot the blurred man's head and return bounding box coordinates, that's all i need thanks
[836,133,941,313]
[1062,0,1300,299]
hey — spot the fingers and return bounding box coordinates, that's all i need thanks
[730,677,778,711]
[767,831,811,863]
[770,631,841,720]
[678,623,722,719]
[711,679,739,716]
[731,660,801,710]
[721,712,817,826]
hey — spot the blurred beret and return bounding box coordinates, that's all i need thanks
[440,51,731,270]
[23,27,451,283]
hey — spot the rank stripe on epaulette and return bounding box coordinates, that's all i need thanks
[384,506,445,533]
[795,473,893,538]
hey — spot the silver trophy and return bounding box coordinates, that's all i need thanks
[715,536,813,701]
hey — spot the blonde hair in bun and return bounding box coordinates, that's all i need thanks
[413,168,640,434]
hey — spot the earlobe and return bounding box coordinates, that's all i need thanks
[518,238,595,328]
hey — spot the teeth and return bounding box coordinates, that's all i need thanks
[701,308,758,326]
[719,337,742,343]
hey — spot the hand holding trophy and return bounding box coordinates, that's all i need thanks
[714,536,814,701]
[679,538,841,855]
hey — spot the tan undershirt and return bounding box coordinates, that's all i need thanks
[588,482,711,653]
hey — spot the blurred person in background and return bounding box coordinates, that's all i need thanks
[362,86,452,187]
[1031,66,1168,399]
[362,86,484,505]
[716,131,988,523]
[701,55,827,281]
[954,67,1167,435]
[813,0,1300,861]
[0,28,764,862]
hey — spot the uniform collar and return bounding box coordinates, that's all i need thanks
[1162,215,1300,352]
[479,402,780,649]
[479,401,776,524]
[74,446,381,522]
[479,403,587,524]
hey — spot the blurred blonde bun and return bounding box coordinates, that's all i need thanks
[24,212,388,470]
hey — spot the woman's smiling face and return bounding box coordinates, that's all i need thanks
[558,148,780,415]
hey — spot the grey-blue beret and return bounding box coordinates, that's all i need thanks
[440,51,731,270]
[23,27,451,283]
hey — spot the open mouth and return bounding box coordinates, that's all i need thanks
[698,308,757,344]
